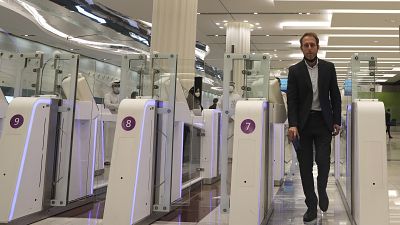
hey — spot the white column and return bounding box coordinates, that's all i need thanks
[151,0,198,85]
[226,22,252,94]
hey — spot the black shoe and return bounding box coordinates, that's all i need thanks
[104,161,111,166]
[319,191,329,212]
[389,136,393,139]
[303,208,317,223]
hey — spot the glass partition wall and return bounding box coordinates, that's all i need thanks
[220,54,270,213]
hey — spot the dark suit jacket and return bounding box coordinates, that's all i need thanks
[287,59,341,132]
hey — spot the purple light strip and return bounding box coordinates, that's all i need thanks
[130,100,155,224]
[210,111,215,178]
[90,117,98,194]
[9,98,51,221]
[258,101,268,224]
[180,122,184,198]
[101,119,105,165]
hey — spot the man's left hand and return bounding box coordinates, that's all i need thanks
[332,124,341,136]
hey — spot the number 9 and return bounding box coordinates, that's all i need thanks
[14,118,20,126]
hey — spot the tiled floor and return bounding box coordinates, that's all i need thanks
[32,131,400,225]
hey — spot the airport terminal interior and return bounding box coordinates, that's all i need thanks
[0,0,400,224]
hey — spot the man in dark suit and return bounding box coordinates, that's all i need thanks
[287,32,341,222]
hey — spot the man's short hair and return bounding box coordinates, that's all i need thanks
[213,98,218,103]
[300,32,319,46]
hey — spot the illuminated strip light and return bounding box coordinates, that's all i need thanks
[328,34,398,38]
[328,27,398,31]
[324,45,399,49]
[75,6,106,24]
[129,32,149,46]
[328,50,399,52]
[328,9,400,14]
[280,21,331,28]
[90,117,98,194]
[17,1,149,55]
[9,98,51,221]
[284,26,398,31]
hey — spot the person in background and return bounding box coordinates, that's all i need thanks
[186,87,203,110]
[209,98,218,109]
[104,79,120,114]
[386,108,393,139]
[131,91,138,99]
[103,79,120,166]
[287,32,341,223]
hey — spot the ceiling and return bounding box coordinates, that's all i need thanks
[96,0,400,84]
[0,0,399,85]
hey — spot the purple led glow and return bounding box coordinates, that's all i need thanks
[210,111,215,178]
[9,98,51,221]
[90,118,98,194]
[101,120,105,166]
[258,101,268,224]
[179,122,184,199]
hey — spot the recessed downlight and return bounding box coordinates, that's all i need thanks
[243,20,249,23]
[216,23,220,25]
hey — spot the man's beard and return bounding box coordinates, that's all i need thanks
[304,56,317,63]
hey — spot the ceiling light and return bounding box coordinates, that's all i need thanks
[376,79,388,82]
[219,26,224,29]
[324,45,398,49]
[327,50,398,53]
[24,34,29,37]
[306,12,311,15]
[252,52,256,55]
[266,34,270,36]
[373,40,379,43]
[216,23,220,25]
[103,59,108,61]
[280,21,330,28]
[250,29,254,31]
[223,20,228,23]
[328,27,398,31]
[70,48,74,51]
[215,35,219,37]
[244,20,248,23]
[255,23,260,26]
[257,27,262,29]
[197,12,201,15]
[274,49,277,52]
[18,1,149,55]
[328,34,398,38]
[254,12,258,15]
[76,6,106,24]
[328,9,400,14]
[298,13,303,15]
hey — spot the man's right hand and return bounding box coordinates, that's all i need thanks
[288,127,299,142]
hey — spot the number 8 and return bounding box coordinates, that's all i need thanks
[126,120,132,128]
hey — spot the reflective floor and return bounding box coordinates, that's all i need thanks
[33,132,400,225]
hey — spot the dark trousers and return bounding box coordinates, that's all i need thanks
[297,112,332,210]
[386,125,392,137]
